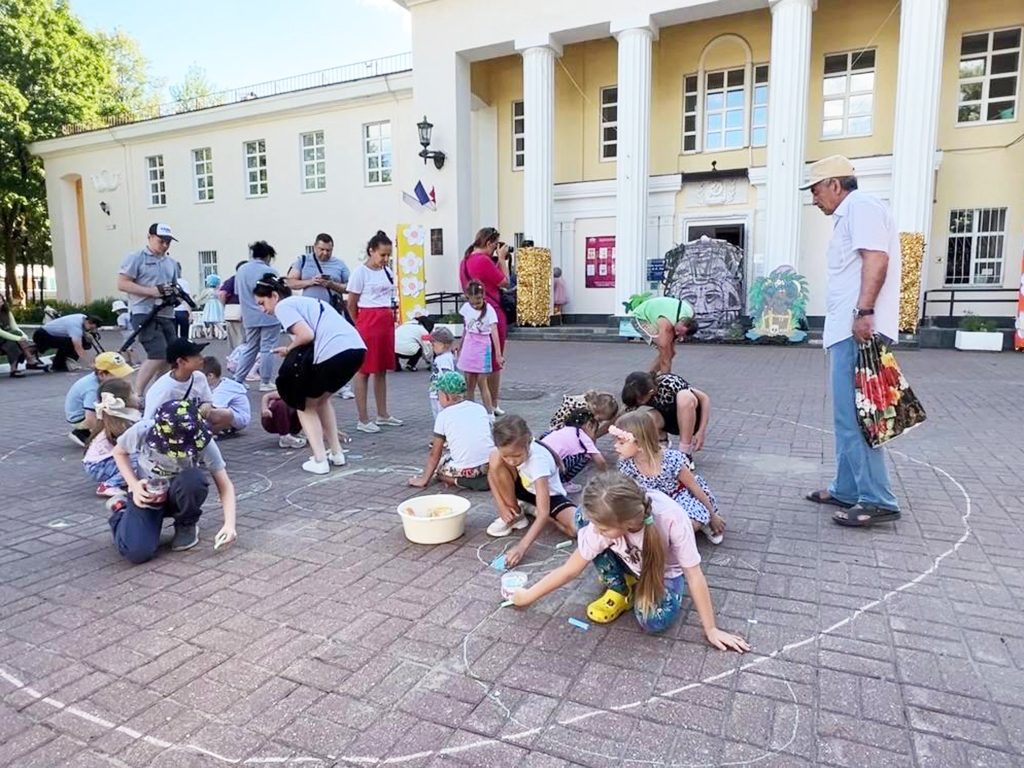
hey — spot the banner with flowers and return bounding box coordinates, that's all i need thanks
[395,224,427,321]
[854,336,927,448]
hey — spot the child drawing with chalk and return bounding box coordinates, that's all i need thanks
[485,415,577,567]
[509,472,750,650]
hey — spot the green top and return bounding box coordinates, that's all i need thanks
[632,297,694,326]
[0,312,26,343]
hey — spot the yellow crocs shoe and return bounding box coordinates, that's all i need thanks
[586,589,633,624]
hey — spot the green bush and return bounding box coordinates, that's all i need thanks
[11,298,120,326]
[437,313,463,325]
[958,313,997,333]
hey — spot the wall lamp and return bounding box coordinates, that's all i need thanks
[417,116,446,169]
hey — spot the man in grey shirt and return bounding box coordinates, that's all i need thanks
[32,313,100,371]
[117,223,181,394]
[232,240,281,390]
[285,232,350,305]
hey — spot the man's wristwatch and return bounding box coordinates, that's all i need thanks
[855,308,875,318]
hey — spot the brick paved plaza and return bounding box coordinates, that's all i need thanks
[1,339,1023,767]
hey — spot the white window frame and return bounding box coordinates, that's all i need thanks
[512,100,525,171]
[145,155,166,207]
[751,64,769,147]
[198,250,218,281]
[192,148,214,203]
[682,74,699,153]
[244,139,268,198]
[599,86,618,162]
[945,207,1007,286]
[821,49,876,140]
[703,66,748,152]
[300,130,327,192]
[363,121,392,186]
[956,27,1022,127]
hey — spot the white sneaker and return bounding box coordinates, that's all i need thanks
[258,382,276,392]
[375,416,404,427]
[700,523,724,545]
[338,385,355,399]
[492,406,506,417]
[357,421,381,434]
[279,434,307,449]
[326,450,346,467]
[486,515,529,537]
[302,458,330,475]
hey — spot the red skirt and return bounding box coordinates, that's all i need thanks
[356,307,395,375]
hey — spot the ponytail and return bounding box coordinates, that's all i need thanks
[366,230,392,258]
[252,272,291,299]
[635,495,667,613]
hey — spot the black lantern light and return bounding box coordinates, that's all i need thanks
[417,115,446,170]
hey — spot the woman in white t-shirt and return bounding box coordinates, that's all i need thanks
[253,275,366,475]
[347,231,401,434]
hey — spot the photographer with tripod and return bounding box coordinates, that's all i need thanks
[116,223,183,395]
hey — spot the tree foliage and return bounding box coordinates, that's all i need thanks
[95,27,165,115]
[170,63,223,113]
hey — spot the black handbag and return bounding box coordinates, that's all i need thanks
[275,304,323,411]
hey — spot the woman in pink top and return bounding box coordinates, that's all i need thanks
[459,227,510,413]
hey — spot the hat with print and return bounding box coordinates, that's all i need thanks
[431,370,467,395]
[145,400,213,462]
[148,222,178,242]
[166,337,208,365]
[93,351,134,378]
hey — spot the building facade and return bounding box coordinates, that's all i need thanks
[31,1,1024,326]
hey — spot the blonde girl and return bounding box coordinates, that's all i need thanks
[612,411,725,545]
[510,473,749,648]
[457,279,503,415]
[83,379,141,497]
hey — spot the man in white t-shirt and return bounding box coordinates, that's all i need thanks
[801,155,901,527]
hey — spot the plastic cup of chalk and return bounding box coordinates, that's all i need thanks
[500,570,527,600]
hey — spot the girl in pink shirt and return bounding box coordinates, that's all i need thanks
[539,410,607,493]
[510,473,750,649]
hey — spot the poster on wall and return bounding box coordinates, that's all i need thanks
[395,224,427,321]
[585,236,616,289]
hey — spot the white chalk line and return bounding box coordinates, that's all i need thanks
[0,410,973,766]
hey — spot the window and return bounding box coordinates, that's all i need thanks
[198,250,218,281]
[364,121,392,186]
[145,155,166,207]
[822,49,875,138]
[957,28,1021,124]
[512,100,525,170]
[945,207,1007,285]
[430,228,444,256]
[751,64,769,147]
[192,148,214,202]
[244,140,268,197]
[600,86,618,160]
[301,131,327,191]
[304,245,315,256]
[705,67,745,150]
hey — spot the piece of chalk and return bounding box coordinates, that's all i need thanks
[500,600,513,608]
[555,541,574,550]
[568,618,590,630]
[490,553,507,572]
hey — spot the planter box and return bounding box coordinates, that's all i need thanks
[955,330,1003,352]
[435,322,463,339]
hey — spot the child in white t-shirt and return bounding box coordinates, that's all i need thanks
[485,414,576,567]
[428,326,456,418]
[409,371,493,491]
[456,280,503,416]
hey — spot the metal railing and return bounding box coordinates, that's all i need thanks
[922,287,1019,320]
[59,52,412,137]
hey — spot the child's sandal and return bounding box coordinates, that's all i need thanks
[586,589,632,624]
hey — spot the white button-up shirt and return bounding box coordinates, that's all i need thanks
[823,190,902,349]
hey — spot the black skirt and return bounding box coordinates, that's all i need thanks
[306,348,365,400]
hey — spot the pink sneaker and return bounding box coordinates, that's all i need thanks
[96,483,123,498]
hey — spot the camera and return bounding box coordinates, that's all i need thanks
[157,282,197,310]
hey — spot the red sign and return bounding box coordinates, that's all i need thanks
[585,236,616,289]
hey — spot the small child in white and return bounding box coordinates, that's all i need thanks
[112,300,137,364]
[203,356,251,435]
[409,371,493,491]
[428,326,456,418]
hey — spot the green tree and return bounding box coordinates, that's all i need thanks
[170,63,223,113]
[95,27,165,116]
[0,0,123,303]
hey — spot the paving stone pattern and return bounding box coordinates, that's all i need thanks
[1,338,1023,767]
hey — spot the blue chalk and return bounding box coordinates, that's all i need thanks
[568,618,590,631]
[489,553,507,572]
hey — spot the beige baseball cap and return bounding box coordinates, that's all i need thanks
[799,155,856,190]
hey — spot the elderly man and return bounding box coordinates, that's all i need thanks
[802,156,902,527]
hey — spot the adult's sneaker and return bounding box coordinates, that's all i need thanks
[486,515,529,537]
[279,434,307,449]
[69,428,91,448]
[302,458,330,475]
[170,524,199,551]
[357,421,381,434]
[338,385,355,399]
[258,382,276,392]
[326,450,346,467]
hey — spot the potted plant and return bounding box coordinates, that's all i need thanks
[955,313,1003,351]
[435,312,464,339]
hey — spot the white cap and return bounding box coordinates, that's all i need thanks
[111,299,128,312]
[149,222,178,241]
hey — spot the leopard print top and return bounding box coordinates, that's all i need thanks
[651,373,690,434]
[549,394,593,430]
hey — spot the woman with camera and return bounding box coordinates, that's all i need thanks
[459,227,511,415]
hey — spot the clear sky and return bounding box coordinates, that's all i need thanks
[69,0,412,101]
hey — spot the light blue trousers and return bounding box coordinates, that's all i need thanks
[232,325,280,385]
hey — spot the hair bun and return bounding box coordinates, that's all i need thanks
[376,230,387,238]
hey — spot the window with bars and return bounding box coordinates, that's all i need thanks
[683,75,698,152]
[192,148,214,203]
[146,155,166,207]
[751,64,769,147]
[957,28,1021,124]
[512,101,525,171]
[822,49,875,138]
[705,67,745,150]
[364,121,392,186]
[244,140,268,197]
[198,250,218,281]
[600,86,618,160]
[301,131,327,191]
[945,207,1007,286]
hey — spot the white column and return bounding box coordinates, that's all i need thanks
[611,19,657,315]
[891,0,947,291]
[764,0,814,272]
[517,37,560,249]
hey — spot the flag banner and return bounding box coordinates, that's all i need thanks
[396,224,428,321]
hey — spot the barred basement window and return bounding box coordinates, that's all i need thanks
[945,207,1007,286]
[957,27,1021,124]
[198,250,218,281]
